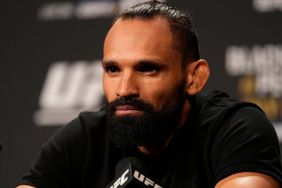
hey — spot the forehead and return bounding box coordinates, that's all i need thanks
[103,17,181,63]
[106,16,172,42]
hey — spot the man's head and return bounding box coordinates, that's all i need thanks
[102,1,210,149]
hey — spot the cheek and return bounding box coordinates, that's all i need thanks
[103,76,115,102]
[142,79,185,110]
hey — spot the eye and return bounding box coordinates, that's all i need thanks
[137,62,161,75]
[104,64,120,74]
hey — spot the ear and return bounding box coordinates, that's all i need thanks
[185,59,210,95]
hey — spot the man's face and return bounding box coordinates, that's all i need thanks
[102,17,187,148]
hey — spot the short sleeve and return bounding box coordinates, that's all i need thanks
[211,106,282,186]
[19,116,87,188]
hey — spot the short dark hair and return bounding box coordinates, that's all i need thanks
[117,0,200,63]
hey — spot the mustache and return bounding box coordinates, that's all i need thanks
[107,97,153,112]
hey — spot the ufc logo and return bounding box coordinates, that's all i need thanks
[110,169,130,188]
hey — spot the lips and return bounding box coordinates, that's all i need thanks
[115,105,143,116]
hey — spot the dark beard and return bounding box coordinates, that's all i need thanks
[105,96,184,149]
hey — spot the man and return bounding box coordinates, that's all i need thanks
[18,1,282,187]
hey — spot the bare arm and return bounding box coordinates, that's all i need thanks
[215,172,280,188]
[16,185,36,188]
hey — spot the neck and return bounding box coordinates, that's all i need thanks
[137,100,191,156]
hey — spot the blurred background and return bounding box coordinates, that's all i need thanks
[1,0,282,187]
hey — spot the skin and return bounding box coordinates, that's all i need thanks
[215,172,280,188]
[17,16,280,188]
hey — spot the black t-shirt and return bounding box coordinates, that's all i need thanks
[20,91,282,187]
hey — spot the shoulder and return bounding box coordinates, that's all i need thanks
[78,109,107,126]
[42,109,107,158]
[19,109,109,187]
[195,91,279,150]
[195,90,259,113]
[51,109,107,141]
[194,90,266,127]
[194,91,282,186]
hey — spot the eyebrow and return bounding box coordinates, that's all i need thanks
[101,60,118,68]
[102,59,167,66]
[135,60,167,69]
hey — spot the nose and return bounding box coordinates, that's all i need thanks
[116,71,139,98]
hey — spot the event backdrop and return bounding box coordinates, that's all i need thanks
[1,0,282,187]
